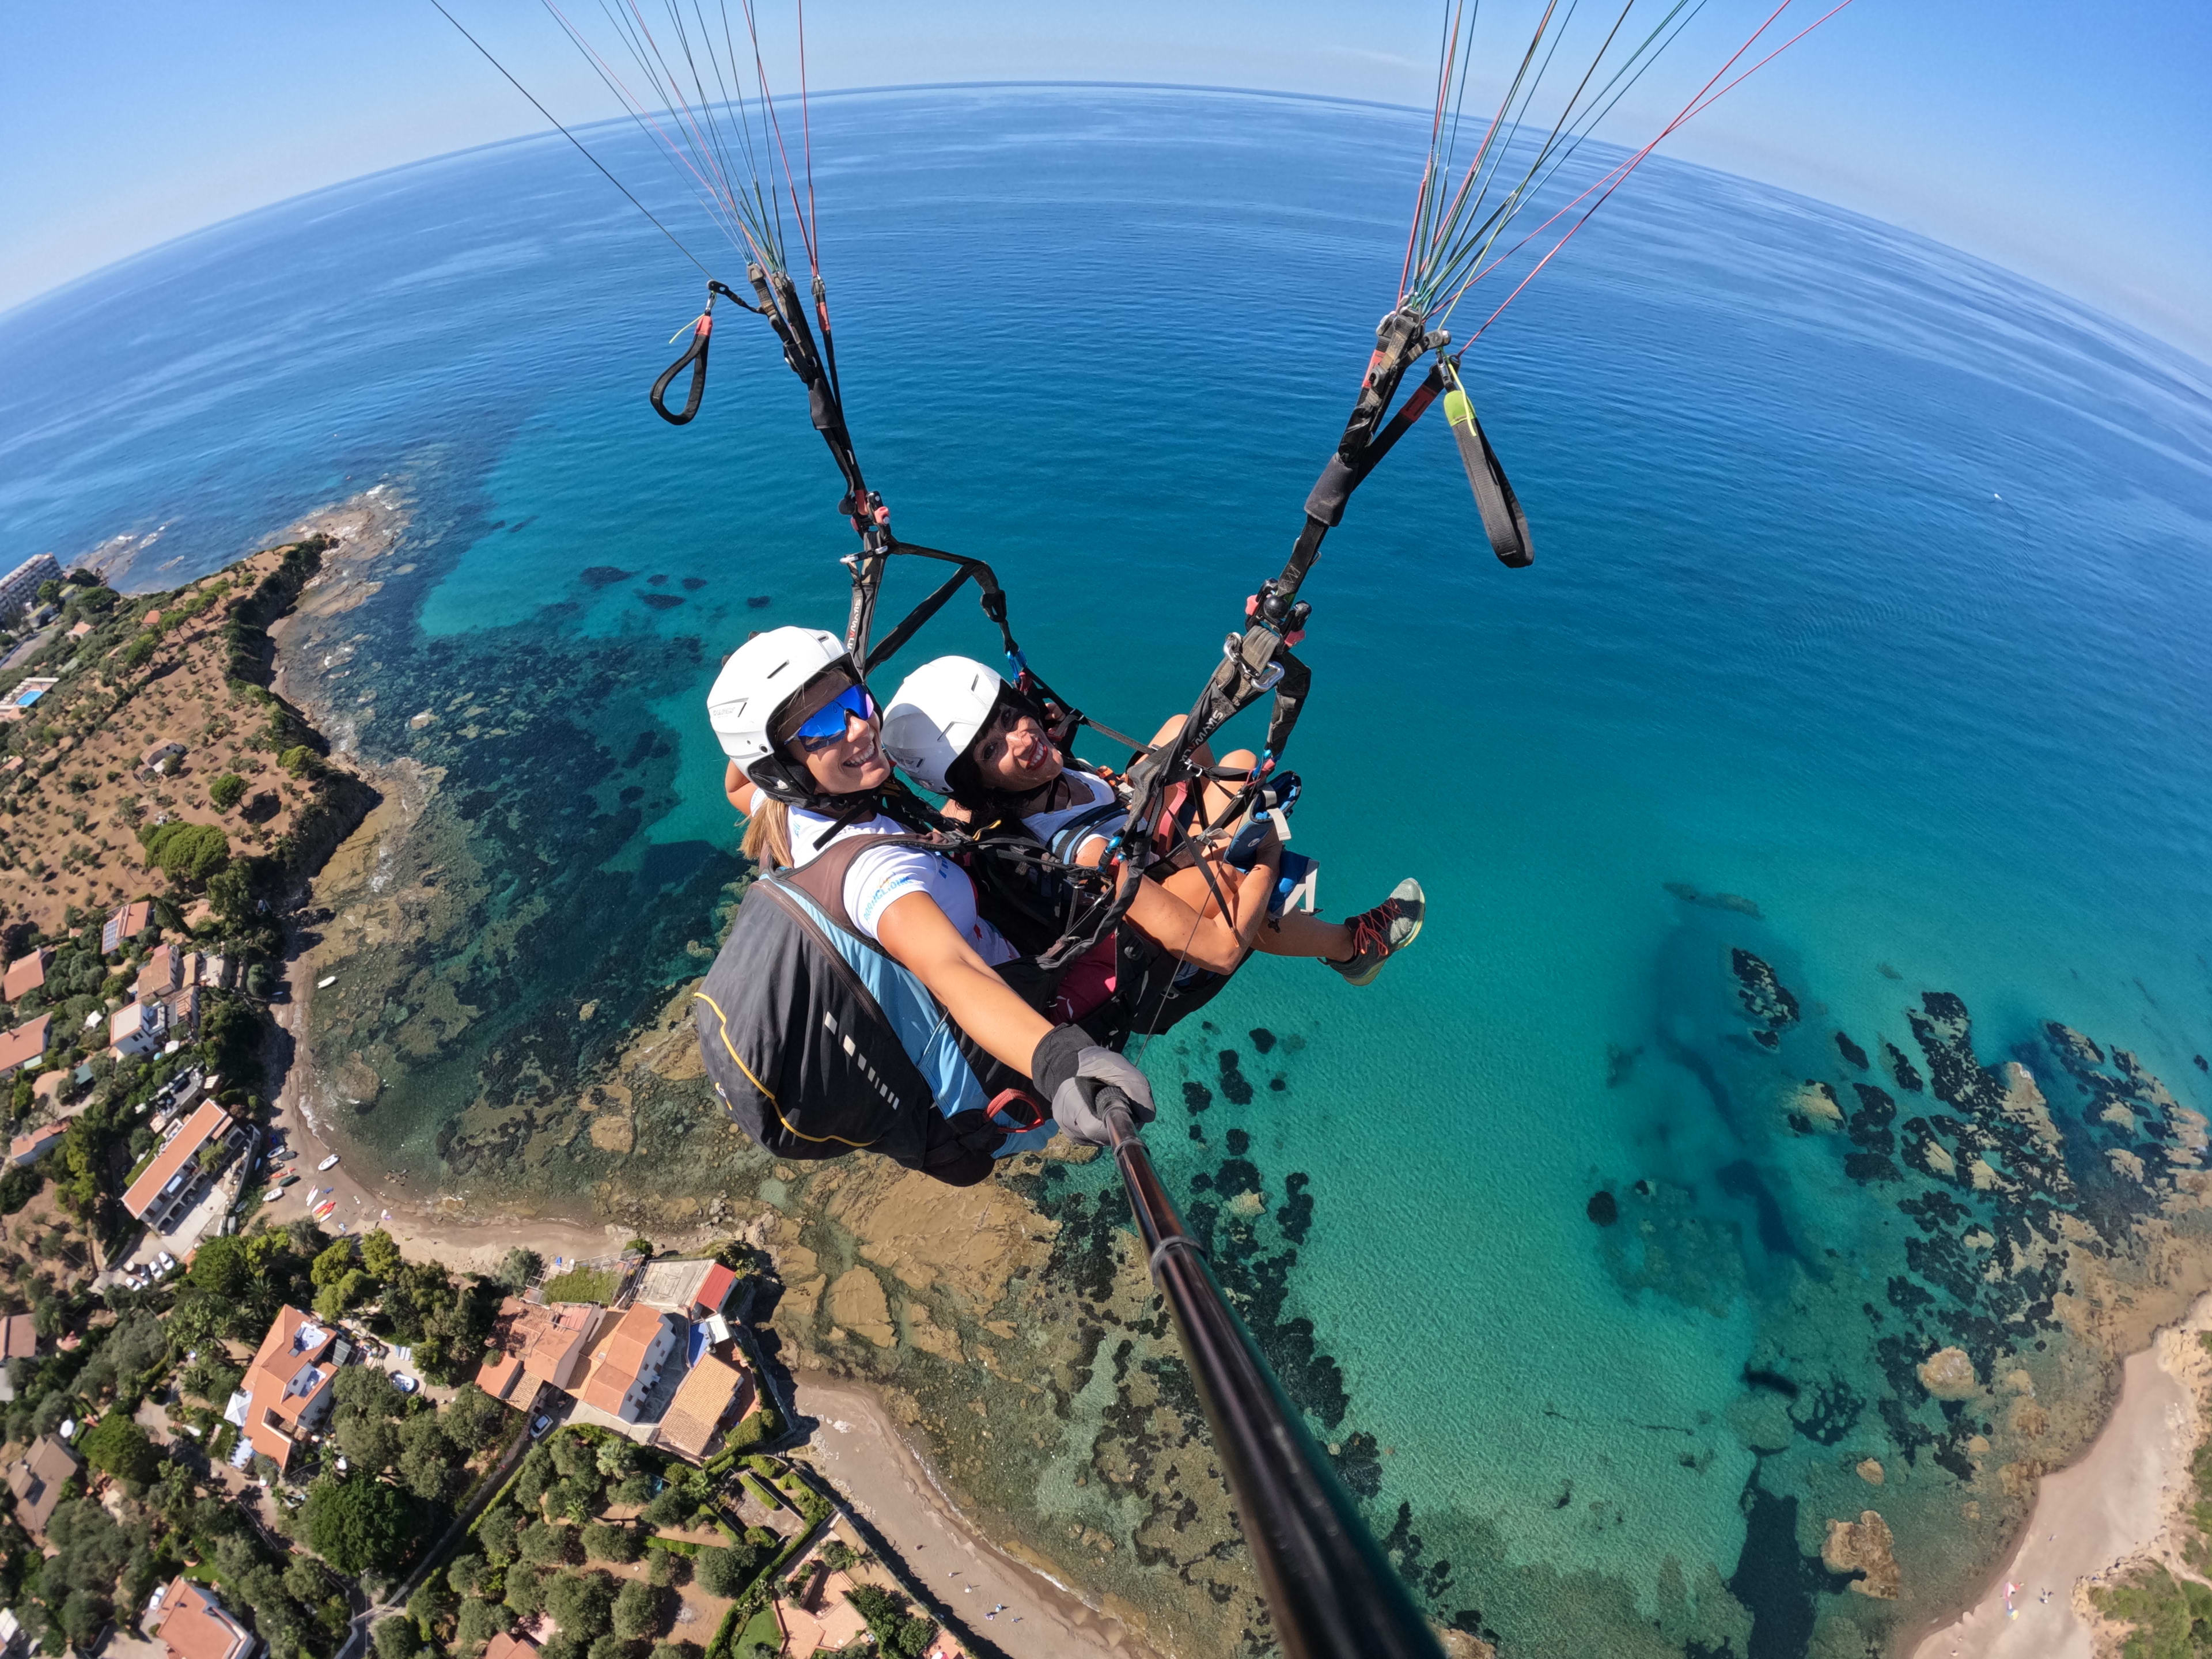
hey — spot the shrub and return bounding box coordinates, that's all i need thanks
[209,774,246,812]
[587,1638,634,1659]
[647,1548,687,1588]
[845,1585,937,1659]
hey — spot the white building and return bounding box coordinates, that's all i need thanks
[0,554,62,627]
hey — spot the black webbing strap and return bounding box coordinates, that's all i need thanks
[1444,362,1533,568]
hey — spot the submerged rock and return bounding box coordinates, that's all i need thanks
[1917,1347,1979,1399]
[1856,1458,1885,1485]
[1822,1511,1900,1599]
[1586,1190,1619,1226]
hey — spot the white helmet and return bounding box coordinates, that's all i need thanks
[882,656,1007,796]
[706,626,854,793]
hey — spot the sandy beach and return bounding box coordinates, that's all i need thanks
[786,1372,1158,1659]
[1910,1290,2212,1659]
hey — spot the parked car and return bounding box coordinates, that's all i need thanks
[391,1374,419,1395]
[530,1414,554,1439]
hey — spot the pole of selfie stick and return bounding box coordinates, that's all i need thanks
[1098,1092,1448,1659]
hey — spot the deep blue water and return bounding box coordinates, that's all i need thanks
[6,86,2212,1656]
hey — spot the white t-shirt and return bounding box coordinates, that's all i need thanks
[1020,770,1119,861]
[787,806,1015,966]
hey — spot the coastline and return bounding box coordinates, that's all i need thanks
[1907,1290,2212,1659]
[786,1370,1162,1659]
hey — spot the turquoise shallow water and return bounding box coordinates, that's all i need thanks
[6,86,2212,1656]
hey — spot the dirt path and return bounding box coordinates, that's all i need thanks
[786,1372,1161,1659]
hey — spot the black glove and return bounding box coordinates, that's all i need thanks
[1031,1025,1155,1146]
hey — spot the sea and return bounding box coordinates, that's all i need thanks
[5,85,2212,1659]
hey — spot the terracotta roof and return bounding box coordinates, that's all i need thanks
[656,1353,749,1461]
[483,1633,540,1659]
[138,943,182,1001]
[0,1310,36,1358]
[9,1121,67,1166]
[122,1099,230,1220]
[239,1306,339,1471]
[2,948,49,1001]
[692,1262,738,1316]
[3,1434,81,1541]
[0,1014,51,1074]
[578,1304,676,1416]
[146,1575,255,1659]
[103,898,155,953]
[475,1298,600,1402]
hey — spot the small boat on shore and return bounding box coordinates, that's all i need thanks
[317,1153,340,1172]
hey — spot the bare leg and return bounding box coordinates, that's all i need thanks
[1254,907,1354,961]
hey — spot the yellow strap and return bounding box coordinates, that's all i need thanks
[691,990,878,1149]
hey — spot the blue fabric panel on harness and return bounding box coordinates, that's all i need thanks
[774,882,1056,1158]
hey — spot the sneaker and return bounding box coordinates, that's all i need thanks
[1325,878,1425,986]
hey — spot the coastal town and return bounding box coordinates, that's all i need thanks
[0,549,972,1659]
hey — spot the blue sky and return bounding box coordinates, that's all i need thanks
[3,1,2206,357]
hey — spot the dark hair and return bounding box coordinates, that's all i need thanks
[944,683,1052,812]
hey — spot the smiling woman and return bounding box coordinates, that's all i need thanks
[695,623,1157,1184]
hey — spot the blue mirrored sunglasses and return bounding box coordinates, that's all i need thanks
[791,683,877,749]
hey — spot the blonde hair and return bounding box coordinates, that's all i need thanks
[741,797,793,870]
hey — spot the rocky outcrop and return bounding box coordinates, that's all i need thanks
[1822,1511,1900,1599]
[1918,1347,1979,1399]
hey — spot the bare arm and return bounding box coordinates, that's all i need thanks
[875,891,1055,1079]
[725,761,757,816]
[1074,834,1280,975]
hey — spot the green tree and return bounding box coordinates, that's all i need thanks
[309,1238,356,1289]
[396,1411,464,1503]
[303,1475,413,1574]
[405,1575,456,1644]
[494,1247,540,1292]
[544,1570,616,1644]
[138,821,229,886]
[476,1503,522,1565]
[692,1547,753,1599]
[372,1615,419,1659]
[209,774,247,812]
[518,1520,575,1568]
[453,1596,507,1657]
[77,1412,160,1490]
[585,1637,632,1659]
[844,1585,938,1659]
[336,1412,400,1474]
[646,1548,686,1589]
[581,1522,640,1565]
[446,1554,487,1599]
[503,1566,548,1619]
[610,1579,663,1642]
[442,1382,508,1453]
[361,1229,404,1279]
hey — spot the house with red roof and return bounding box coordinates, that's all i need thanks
[476,1297,600,1403]
[238,1307,340,1474]
[122,1099,249,1232]
[0,1014,50,1080]
[0,1311,38,1360]
[577,1304,680,1423]
[137,942,183,1003]
[2,947,50,1003]
[102,897,155,955]
[145,1575,257,1659]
